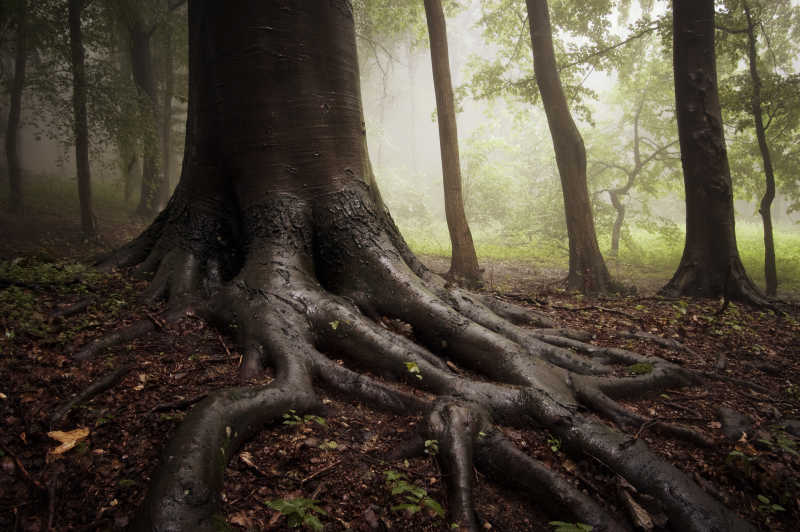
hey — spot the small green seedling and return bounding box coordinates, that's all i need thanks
[549,521,593,532]
[385,470,444,518]
[547,434,561,453]
[756,494,785,515]
[405,361,423,380]
[266,497,327,531]
[282,409,326,427]
[424,439,439,456]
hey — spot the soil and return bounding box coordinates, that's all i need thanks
[1,212,799,531]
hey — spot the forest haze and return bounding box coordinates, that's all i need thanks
[1,1,799,531]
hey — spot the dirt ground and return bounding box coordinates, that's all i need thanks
[1,211,799,531]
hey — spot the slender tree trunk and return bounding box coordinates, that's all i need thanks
[5,0,27,214]
[423,0,481,285]
[68,0,96,237]
[128,15,164,218]
[161,26,174,192]
[743,1,778,296]
[525,0,615,293]
[661,0,764,304]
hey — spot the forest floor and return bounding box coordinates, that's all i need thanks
[1,209,799,531]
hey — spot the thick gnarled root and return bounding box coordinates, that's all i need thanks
[73,184,755,532]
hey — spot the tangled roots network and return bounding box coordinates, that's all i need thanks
[85,182,753,532]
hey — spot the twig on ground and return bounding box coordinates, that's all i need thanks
[0,443,45,491]
[302,459,342,484]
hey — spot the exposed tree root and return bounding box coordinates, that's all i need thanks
[50,363,134,425]
[79,183,755,532]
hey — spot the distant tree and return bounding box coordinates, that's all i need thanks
[661,0,766,304]
[423,0,481,285]
[716,0,800,296]
[590,40,681,258]
[525,0,616,293]
[68,0,96,237]
[4,0,28,214]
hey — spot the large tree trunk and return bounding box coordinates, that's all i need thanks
[743,0,778,297]
[525,0,615,294]
[423,0,481,286]
[661,0,765,304]
[5,0,27,214]
[88,3,754,531]
[68,0,96,237]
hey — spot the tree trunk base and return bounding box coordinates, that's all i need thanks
[80,181,755,532]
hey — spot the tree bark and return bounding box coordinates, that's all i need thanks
[662,0,765,304]
[160,23,175,191]
[743,0,778,296]
[68,0,96,237]
[126,8,165,218]
[423,0,481,285]
[89,3,756,531]
[5,0,27,214]
[525,0,615,293]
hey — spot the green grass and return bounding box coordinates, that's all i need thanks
[398,218,800,295]
[0,172,135,224]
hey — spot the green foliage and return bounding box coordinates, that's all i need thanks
[424,439,439,456]
[404,361,423,380]
[547,434,561,452]
[549,521,593,532]
[756,494,786,515]
[282,410,327,427]
[384,470,445,518]
[627,362,653,375]
[265,498,327,531]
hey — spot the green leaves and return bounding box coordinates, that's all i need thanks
[384,470,445,518]
[549,521,593,532]
[266,498,328,531]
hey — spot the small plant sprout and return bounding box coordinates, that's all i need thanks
[755,494,785,515]
[547,434,561,453]
[549,521,593,532]
[405,361,423,380]
[424,439,439,456]
[384,470,444,518]
[266,497,328,531]
[282,410,326,427]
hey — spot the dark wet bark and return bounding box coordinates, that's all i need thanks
[525,0,615,294]
[88,2,756,531]
[662,0,766,305]
[423,0,481,286]
[5,0,27,214]
[68,0,96,238]
[743,1,778,296]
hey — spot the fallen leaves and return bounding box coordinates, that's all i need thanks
[47,427,90,461]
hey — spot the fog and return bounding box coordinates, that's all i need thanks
[4,0,799,261]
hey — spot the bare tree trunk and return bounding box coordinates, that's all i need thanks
[743,0,777,296]
[423,0,481,285]
[68,0,96,237]
[127,10,164,219]
[525,0,615,293]
[160,25,174,192]
[661,0,765,304]
[5,0,27,214]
